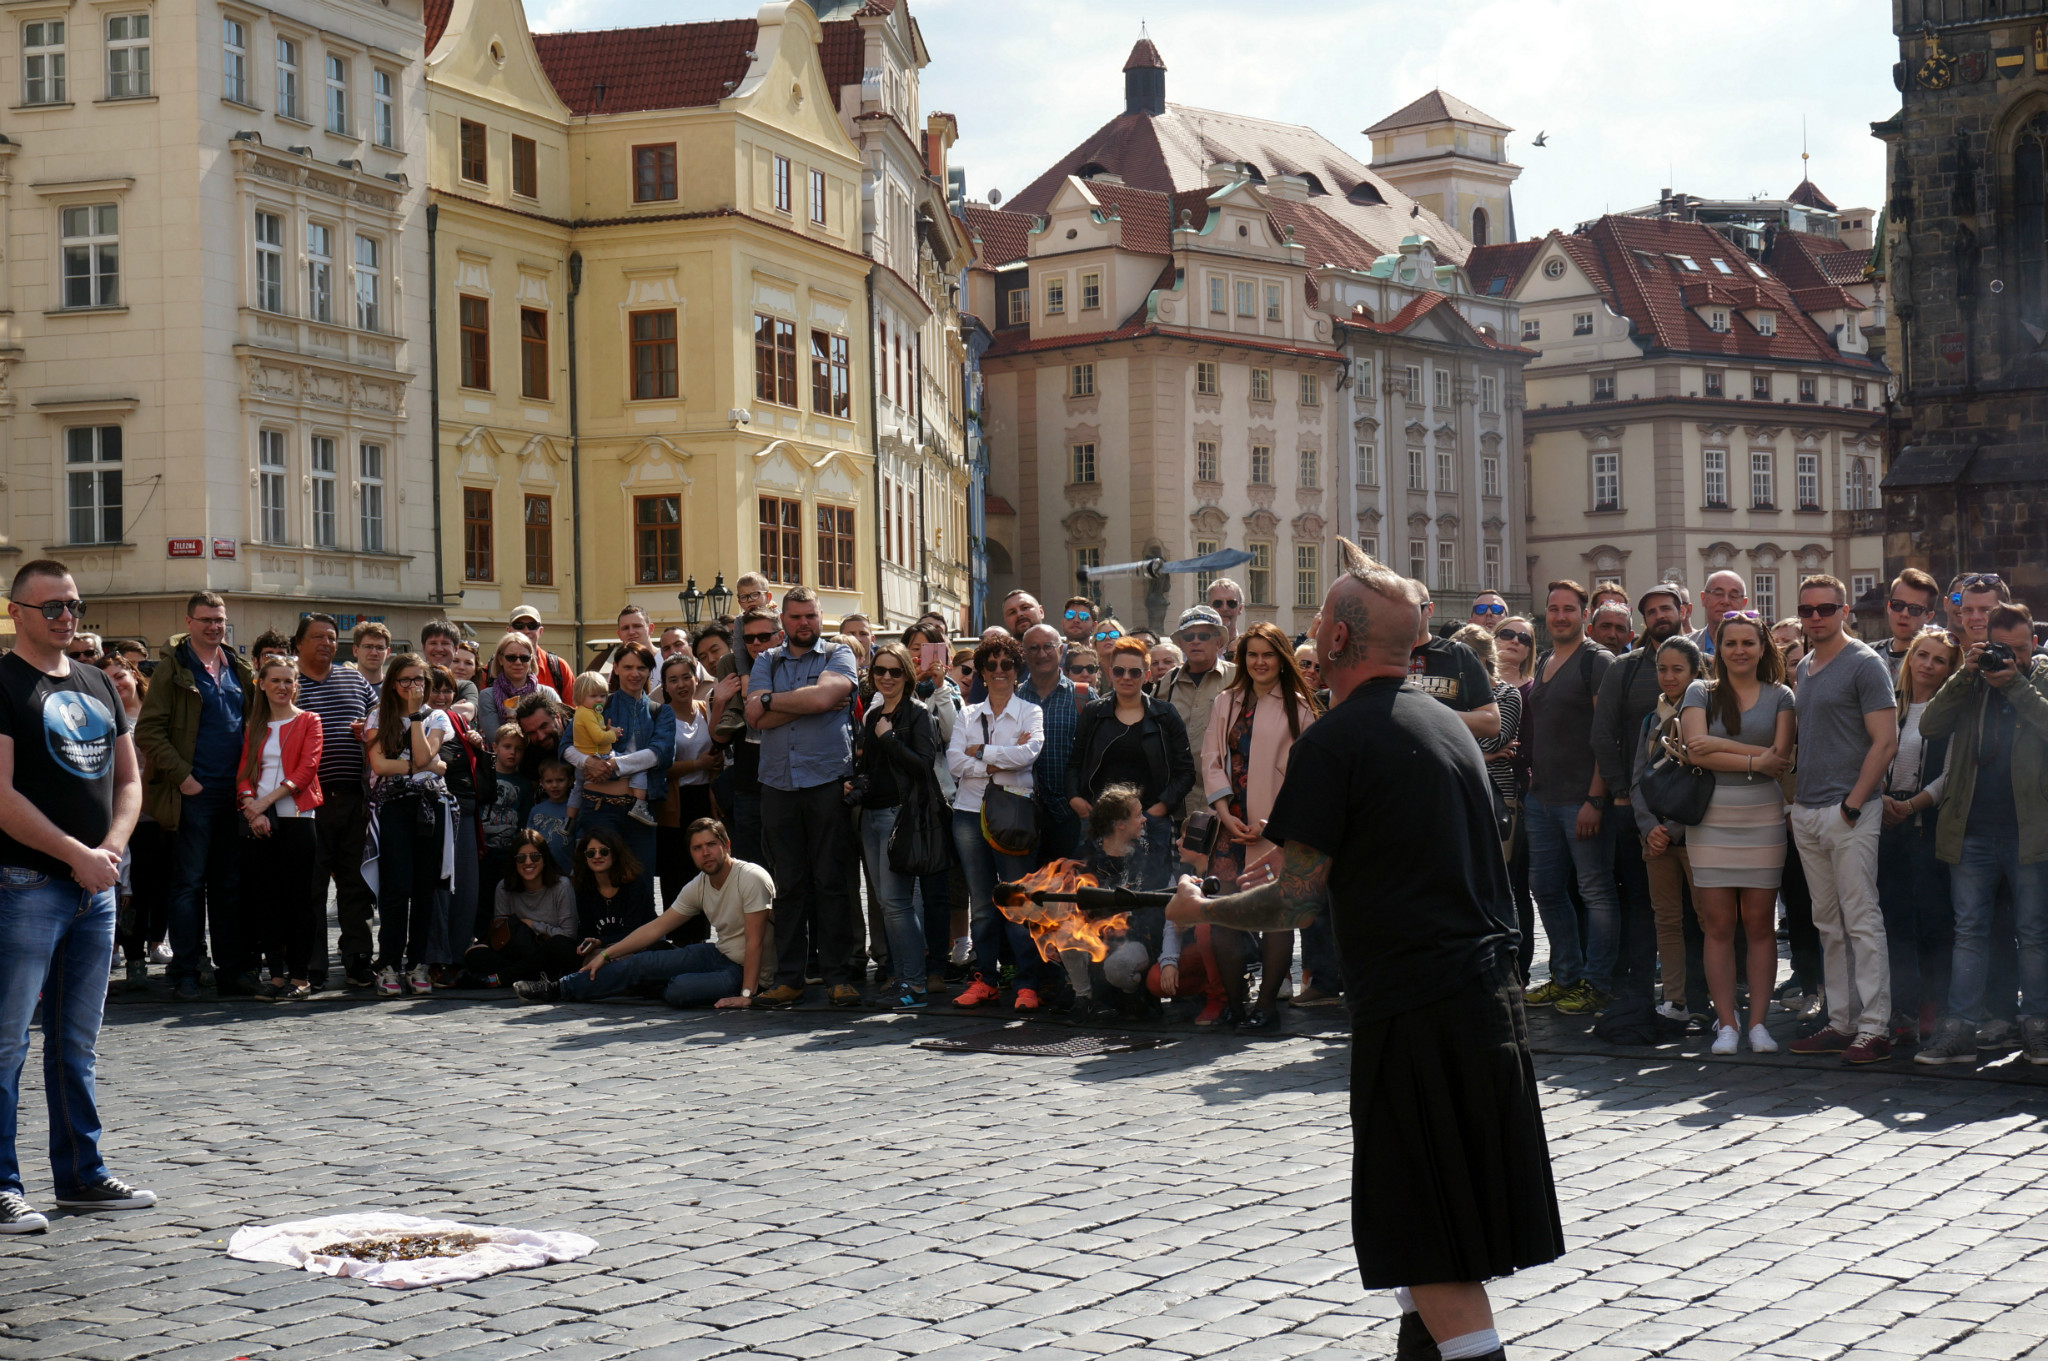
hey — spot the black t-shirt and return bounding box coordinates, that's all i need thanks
[1263,676,1513,1024]
[0,653,130,879]
[1407,636,1492,712]
[1095,718,1156,804]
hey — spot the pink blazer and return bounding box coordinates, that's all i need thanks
[1199,686,1309,863]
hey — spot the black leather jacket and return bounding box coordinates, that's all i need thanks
[1065,694,1196,812]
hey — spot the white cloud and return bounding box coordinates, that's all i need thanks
[521,0,1898,240]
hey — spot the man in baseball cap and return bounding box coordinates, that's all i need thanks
[1157,605,1236,820]
[508,605,573,696]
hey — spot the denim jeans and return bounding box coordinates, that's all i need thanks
[861,806,928,993]
[952,808,1039,989]
[1879,812,1954,1019]
[558,942,742,1008]
[1946,829,2048,1024]
[762,782,858,989]
[167,784,245,983]
[1525,794,1619,992]
[0,868,116,1197]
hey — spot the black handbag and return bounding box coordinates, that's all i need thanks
[888,770,953,877]
[976,715,1040,858]
[1640,717,1715,826]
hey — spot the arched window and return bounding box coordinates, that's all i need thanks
[2016,113,2048,310]
[1471,206,1490,247]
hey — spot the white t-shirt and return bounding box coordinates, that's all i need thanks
[666,859,775,968]
[370,709,455,788]
[257,718,313,818]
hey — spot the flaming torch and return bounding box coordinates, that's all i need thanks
[992,861,1220,964]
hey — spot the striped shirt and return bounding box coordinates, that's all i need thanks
[297,662,376,787]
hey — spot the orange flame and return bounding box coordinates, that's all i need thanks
[994,858,1131,964]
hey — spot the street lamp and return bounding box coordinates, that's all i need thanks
[707,573,733,620]
[678,577,703,626]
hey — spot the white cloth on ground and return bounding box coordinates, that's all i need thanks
[226,1212,597,1289]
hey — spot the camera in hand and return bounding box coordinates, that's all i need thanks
[1982,642,2016,673]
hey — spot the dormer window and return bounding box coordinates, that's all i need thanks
[1711,258,1734,274]
[1754,311,1776,336]
[1709,310,1729,333]
[1670,254,1700,272]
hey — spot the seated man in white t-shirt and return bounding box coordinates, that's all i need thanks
[514,818,774,1008]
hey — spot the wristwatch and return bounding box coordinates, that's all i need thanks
[1840,799,1862,822]
[740,987,754,999]
[759,691,773,712]
[1586,794,1612,812]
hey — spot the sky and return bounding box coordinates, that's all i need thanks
[522,0,1902,241]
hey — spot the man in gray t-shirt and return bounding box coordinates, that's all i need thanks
[1785,576,1900,1064]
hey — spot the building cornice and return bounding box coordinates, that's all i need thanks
[1523,393,1886,431]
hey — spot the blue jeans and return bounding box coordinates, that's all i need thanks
[862,807,928,993]
[1525,794,1619,993]
[167,784,245,982]
[952,809,1039,989]
[558,942,742,1008]
[1946,830,2048,1024]
[0,869,116,1197]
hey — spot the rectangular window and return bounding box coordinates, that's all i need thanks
[1436,450,1454,492]
[512,136,538,197]
[634,494,681,584]
[463,487,493,580]
[1437,540,1457,591]
[309,435,337,548]
[633,144,677,203]
[1300,373,1320,405]
[372,69,395,148]
[24,20,66,104]
[1409,539,1427,581]
[1407,447,1425,491]
[1236,280,1254,316]
[1251,367,1272,402]
[1247,542,1271,605]
[1704,449,1727,507]
[459,119,487,183]
[1751,373,1770,401]
[1070,442,1096,484]
[1753,572,1776,624]
[106,13,149,98]
[1404,364,1421,398]
[759,496,802,584]
[1755,311,1776,336]
[458,296,489,389]
[809,330,849,418]
[253,211,284,313]
[1797,451,1820,510]
[1483,543,1503,593]
[632,309,679,400]
[1356,444,1378,486]
[258,429,287,543]
[520,308,549,399]
[1846,456,1876,510]
[1573,312,1594,336]
[1045,277,1065,315]
[1081,272,1101,310]
[60,204,119,309]
[324,54,348,134]
[1852,573,1877,604]
[1592,451,1620,511]
[1193,538,1220,596]
[359,442,385,551]
[354,234,380,331]
[1851,382,1868,409]
[1521,318,1540,341]
[275,37,300,118]
[1705,370,1724,397]
[226,20,251,104]
[1295,544,1318,607]
[1298,447,1319,488]
[1482,455,1500,498]
[1358,535,1378,560]
[1798,376,1818,404]
[1434,369,1451,408]
[1006,288,1028,325]
[1076,547,1103,602]
[1750,451,1774,509]
[1709,309,1729,333]
[523,493,552,585]
[753,315,797,406]
[1250,444,1272,485]
[1208,276,1225,313]
[1479,376,1497,413]
[1592,374,1615,402]
[1265,282,1282,321]
[1195,361,1218,395]
[809,167,827,225]
[1195,440,1219,482]
[306,223,333,322]
[772,154,791,213]
[1070,362,1094,397]
[817,505,856,590]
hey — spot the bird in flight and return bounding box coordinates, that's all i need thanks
[1532,131,1550,147]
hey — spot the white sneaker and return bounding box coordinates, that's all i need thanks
[376,967,403,997]
[949,936,972,966]
[1748,1024,1779,1054]
[628,799,658,827]
[1656,1000,1688,1023]
[1711,1024,1739,1055]
[149,942,174,964]
[408,964,433,994]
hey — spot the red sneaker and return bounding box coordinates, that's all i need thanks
[1787,1026,1854,1055]
[952,980,999,1008]
[1194,998,1227,1026]
[1843,1032,1894,1065]
[1013,988,1041,1011]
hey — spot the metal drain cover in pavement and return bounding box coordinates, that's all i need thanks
[915,1024,1170,1056]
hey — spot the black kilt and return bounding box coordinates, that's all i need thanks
[1349,953,1565,1287]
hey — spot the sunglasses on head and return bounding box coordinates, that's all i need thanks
[1064,609,1092,621]
[1495,628,1533,647]
[1887,599,1931,617]
[1724,610,1763,622]
[1472,602,1506,616]
[1110,665,1147,679]
[1795,602,1842,619]
[870,664,905,679]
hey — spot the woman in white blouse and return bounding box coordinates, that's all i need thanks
[945,634,1047,1010]
[1880,626,1960,1045]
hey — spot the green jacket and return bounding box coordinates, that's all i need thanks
[1919,652,2048,865]
[133,632,257,830]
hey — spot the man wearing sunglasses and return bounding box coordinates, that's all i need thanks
[1157,605,1237,819]
[1206,579,1245,646]
[508,605,574,697]
[0,560,155,1231]
[1060,596,1097,645]
[709,608,783,870]
[1467,592,1509,630]
[1785,574,1900,1065]
[1879,569,1943,684]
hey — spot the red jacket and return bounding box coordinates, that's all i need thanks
[236,710,326,811]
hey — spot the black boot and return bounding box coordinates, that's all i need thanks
[1396,1312,1442,1361]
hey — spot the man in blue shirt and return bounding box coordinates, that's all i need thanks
[745,586,860,1007]
[1017,623,1081,863]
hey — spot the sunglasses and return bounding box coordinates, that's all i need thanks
[744,631,777,644]
[27,599,87,621]
[1063,609,1093,621]
[870,664,905,679]
[1724,610,1763,622]
[1795,603,1842,619]
[1092,630,1122,642]
[513,851,545,864]
[1495,628,1533,646]
[1066,662,1099,674]
[981,659,1018,673]
[1210,598,1241,609]
[502,652,533,662]
[1887,599,1931,617]
[513,621,541,631]
[1179,629,1221,643]
[1110,666,1147,679]
[1472,602,1506,616]
[584,846,613,859]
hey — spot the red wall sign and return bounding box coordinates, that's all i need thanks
[212,538,238,559]
[167,538,203,558]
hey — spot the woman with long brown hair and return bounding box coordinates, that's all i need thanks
[1678,612,1796,1054]
[235,658,324,1000]
[1194,622,1321,1028]
[364,652,451,996]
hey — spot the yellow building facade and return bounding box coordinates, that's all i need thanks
[426,0,876,656]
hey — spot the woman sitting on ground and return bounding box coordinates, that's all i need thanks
[572,825,655,952]
[466,828,582,985]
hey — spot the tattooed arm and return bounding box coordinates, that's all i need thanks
[1165,839,1330,933]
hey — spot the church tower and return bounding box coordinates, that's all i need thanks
[1364,90,1521,246]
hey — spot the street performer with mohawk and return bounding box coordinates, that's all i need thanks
[1167,539,1562,1361]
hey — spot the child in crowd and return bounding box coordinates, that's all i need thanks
[476,727,534,944]
[571,671,654,825]
[526,759,575,875]
[1059,784,1166,1022]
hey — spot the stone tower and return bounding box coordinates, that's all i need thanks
[1364,90,1521,246]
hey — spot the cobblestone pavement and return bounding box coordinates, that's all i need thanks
[6,998,2048,1361]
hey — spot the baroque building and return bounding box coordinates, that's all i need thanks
[0,0,433,651]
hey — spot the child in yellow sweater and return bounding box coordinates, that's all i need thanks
[570,672,654,825]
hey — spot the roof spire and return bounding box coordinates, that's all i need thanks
[1124,25,1165,116]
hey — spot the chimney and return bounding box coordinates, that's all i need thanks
[1123,28,1165,117]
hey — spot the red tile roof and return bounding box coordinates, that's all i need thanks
[1765,229,1870,293]
[425,0,452,52]
[984,494,1017,516]
[1264,198,1378,270]
[1464,239,1542,297]
[1787,178,1838,212]
[1362,89,1509,136]
[962,204,1032,269]
[1124,35,1165,71]
[534,19,757,116]
[1076,180,1177,255]
[1790,284,1863,313]
[1342,290,1533,354]
[818,19,863,92]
